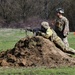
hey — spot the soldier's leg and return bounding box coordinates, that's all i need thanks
[54,37,75,54]
[53,37,66,50]
[65,47,75,54]
[63,37,69,47]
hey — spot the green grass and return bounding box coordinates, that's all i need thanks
[0,28,33,51]
[0,28,75,51]
[68,32,75,49]
[0,28,75,75]
[0,67,75,75]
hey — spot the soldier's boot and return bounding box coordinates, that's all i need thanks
[65,53,72,57]
[69,47,75,54]
[53,36,75,55]
[64,47,75,54]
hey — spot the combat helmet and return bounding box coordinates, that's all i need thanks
[56,8,64,14]
[41,21,50,29]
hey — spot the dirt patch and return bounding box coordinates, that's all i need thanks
[0,36,75,68]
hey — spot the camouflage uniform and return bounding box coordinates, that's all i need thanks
[37,21,75,54]
[55,16,69,47]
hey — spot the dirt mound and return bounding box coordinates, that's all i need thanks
[0,36,75,68]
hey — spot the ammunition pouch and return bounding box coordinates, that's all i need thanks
[56,21,62,27]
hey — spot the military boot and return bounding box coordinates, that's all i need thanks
[65,47,75,54]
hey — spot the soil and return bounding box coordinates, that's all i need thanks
[0,36,75,68]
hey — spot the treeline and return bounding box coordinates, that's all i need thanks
[0,0,75,31]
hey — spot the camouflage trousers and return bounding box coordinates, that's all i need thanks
[53,37,66,50]
[53,37,75,54]
[63,37,69,47]
[65,47,75,54]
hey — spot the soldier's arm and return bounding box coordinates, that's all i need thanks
[40,32,50,38]
[63,17,69,36]
[40,28,53,39]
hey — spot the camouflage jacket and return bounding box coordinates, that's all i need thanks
[55,16,69,37]
[37,28,61,42]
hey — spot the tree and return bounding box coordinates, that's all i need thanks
[0,0,75,31]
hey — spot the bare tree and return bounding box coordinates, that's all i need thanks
[0,0,75,30]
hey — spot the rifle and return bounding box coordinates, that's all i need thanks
[25,27,41,36]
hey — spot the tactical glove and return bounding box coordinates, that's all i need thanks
[36,31,42,36]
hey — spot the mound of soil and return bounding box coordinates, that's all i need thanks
[0,36,75,68]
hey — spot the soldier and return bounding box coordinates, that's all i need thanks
[36,21,75,54]
[55,8,69,47]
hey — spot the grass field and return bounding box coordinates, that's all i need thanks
[0,28,75,75]
[0,67,75,75]
[68,32,75,49]
[0,28,33,51]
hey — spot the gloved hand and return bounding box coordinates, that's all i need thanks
[36,31,42,36]
[63,35,66,38]
[63,31,68,38]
